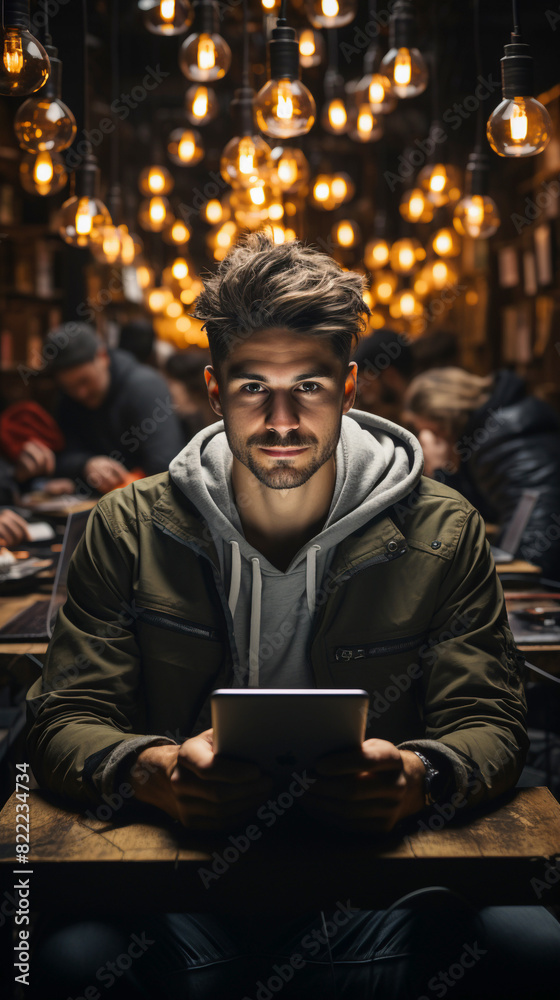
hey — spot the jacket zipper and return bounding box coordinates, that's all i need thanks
[335,630,425,661]
[135,606,222,641]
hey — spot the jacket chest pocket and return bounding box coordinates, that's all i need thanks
[135,606,223,642]
[135,605,226,676]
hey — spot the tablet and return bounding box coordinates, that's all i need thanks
[211,688,369,777]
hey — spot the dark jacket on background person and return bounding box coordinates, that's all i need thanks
[54,349,185,481]
[26,411,528,816]
[435,370,560,581]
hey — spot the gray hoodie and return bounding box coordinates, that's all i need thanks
[168,408,424,689]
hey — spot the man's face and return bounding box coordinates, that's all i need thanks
[55,350,111,409]
[204,328,357,490]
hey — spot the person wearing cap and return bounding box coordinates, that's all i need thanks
[45,323,184,493]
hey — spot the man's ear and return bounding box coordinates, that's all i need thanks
[342,361,358,413]
[204,366,223,417]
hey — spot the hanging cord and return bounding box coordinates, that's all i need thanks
[512,0,520,37]
[82,0,89,137]
[327,24,338,72]
[279,0,287,22]
[473,0,484,151]
[430,0,440,126]
[110,0,120,189]
[242,0,249,88]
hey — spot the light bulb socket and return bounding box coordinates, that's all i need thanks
[269,20,300,83]
[363,42,381,77]
[389,0,416,51]
[106,183,123,224]
[74,155,100,200]
[191,0,219,35]
[501,41,534,99]
[3,0,30,29]
[231,85,255,136]
[466,150,489,196]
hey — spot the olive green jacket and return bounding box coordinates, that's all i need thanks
[26,471,528,809]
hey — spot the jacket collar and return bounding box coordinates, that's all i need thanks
[151,476,406,580]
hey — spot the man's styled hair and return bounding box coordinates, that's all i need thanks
[192,232,371,370]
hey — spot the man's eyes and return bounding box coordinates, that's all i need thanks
[240,382,322,394]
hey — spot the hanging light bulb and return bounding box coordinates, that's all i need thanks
[331,219,361,248]
[142,0,193,35]
[353,36,397,114]
[220,83,272,189]
[418,160,462,207]
[298,28,324,68]
[138,164,174,196]
[163,218,192,245]
[184,84,218,124]
[167,127,205,165]
[390,289,421,319]
[261,0,280,10]
[390,237,425,273]
[14,37,76,152]
[399,187,434,223]
[372,269,399,303]
[179,0,231,82]
[90,185,139,265]
[303,0,357,29]
[364,237,390,270]
[57,155,111,247]
[0,1,50,95]
[138,195,173,231]
[486,34,551,157]
[269,146,310,194]
[20,149,67,196]
[380,1,428,99]
[453,150,500,239]
[136,263,155,290]
[147,286,174,313]
[431,227,461,257]
[203,197,229,224]
[254,16,316,138]
[418,258,459,291]
[348,103,383,142]
[330,173,354,204]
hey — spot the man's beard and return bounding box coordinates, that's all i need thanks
[227,425,341,490]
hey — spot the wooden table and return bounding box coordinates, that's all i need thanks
[0,592,50,656]
[0,787,559,915]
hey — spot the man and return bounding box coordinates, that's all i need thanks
[352,328,414,422]
[164,347,217,441]
[45,323,184,492]
[26,235,560,999]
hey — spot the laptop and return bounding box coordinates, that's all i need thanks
[490,489,540,564]
[0,509,91,641]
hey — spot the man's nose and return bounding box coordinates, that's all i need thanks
[264,392,300,436]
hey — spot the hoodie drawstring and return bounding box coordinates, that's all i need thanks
[227,540,321,688]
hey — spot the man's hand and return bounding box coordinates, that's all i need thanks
[83,456,128,493]
[0,509,31,547]
[14,440,56,482]
[129,730,274,831]
[300,740,426,833]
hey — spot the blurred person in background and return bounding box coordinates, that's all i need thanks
[119,317,156,367]
[352,329,414,423]
[164,349,217,442]
[404,366,560,581]
[46,323,184,493]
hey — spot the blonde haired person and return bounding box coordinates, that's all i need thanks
[405,367,560,580]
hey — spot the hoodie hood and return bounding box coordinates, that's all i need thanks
[169,409,424,688]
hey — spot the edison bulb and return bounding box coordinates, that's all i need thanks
[138,195,173,231]
[58,195,111,247]
[255,78,316,138]
[431,227,461,258]
[390,238,424,273]
[348,104,383,142]
[138,165,174,196]
[143,0,193,34]
[399,187,433,223]
[330,173,354,204]
[15,93,76,152]
[372,269,398,303]
[220,134,271,189]
[163,218,192,245]
[303,0,358,29]
[270,146,310,194]
[364,238,390,270]
[487,97,551,157]
[453,194,500,239]
[332,219,360,248]
[321,97,348,135]
[357,72,396,114]
[0,26,50,95]
[179,30,231,81]
[20,150,67,196]
[167,128,204,166]
[379,46,428,99]
[90,224,136,265]
[418,163,462,207]
[298,29,324,68]
[203,198,226,223]
[185,84,218,124]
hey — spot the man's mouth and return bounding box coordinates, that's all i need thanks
[259,447,309,457]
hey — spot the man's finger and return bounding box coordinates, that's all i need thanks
[315,747,403,776]
[178,740,262,783]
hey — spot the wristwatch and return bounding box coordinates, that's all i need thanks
[412,750,443,807]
